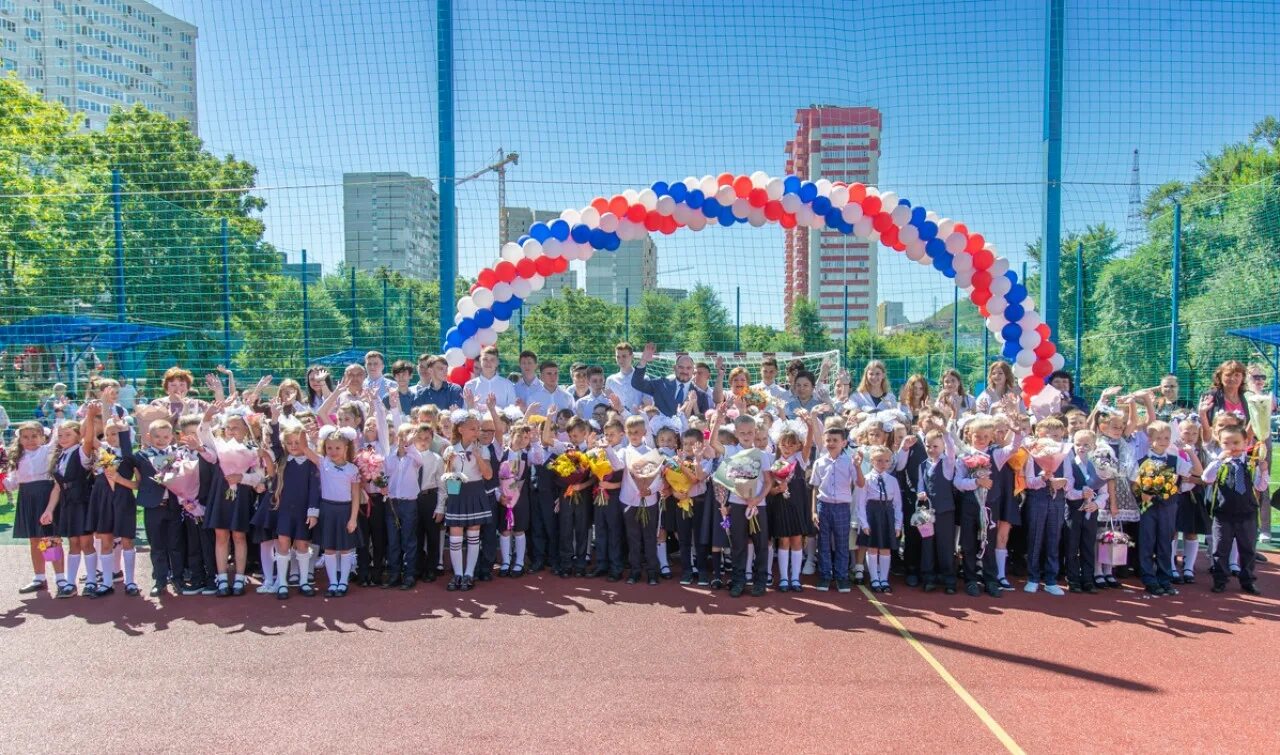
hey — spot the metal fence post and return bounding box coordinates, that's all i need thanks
[1169,201,1182,376]
[301,249,311,368]
[350,266,357,350]
[436,0,457,347]
[1074,241,1083,388]
[382,274,389,356]
[220,218,231,367]
[951,286,959,367]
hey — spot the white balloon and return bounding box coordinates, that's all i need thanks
[808,207,827,229]
[461,339,481,359]
[732,197,751,220]
[841,203,864,224]
[748,209,767,227]
[750,170,770,188]
[795,206,815,227]
[954,269,973,288]
[656,195,676,216]
[527,273,545,292]
[987,296,1009,314]
[579,207,601,228]
[866,185,880,198]
[598,212,619,233]
[988,313,1008,334]
[1012,363,1033,379]
[699,175,718,196]
[444,348,465,369]
[522,239,542,259]
[925,210,940,223]
[830,185,850,208]
[904,243,926,262]
[454,312,464,325]
[562,243,581,262]
[990,257,1010,277]
[492,318,511,333]
[500,242,523,263]
[637,189,657,211]
[682,176,698,191]
[581,247,596,262]
[853,216,874,238]
[715,185,737,206]
[944,233,966,254]
[890,204,911,227]
[491,281,513,303]
[1019,330,1041,349]
[476,327,497,346]
[938,219,956,238]
[542,239,564,258]
[457,296,477,317]
[952,252,973,273]
[1015,349,1036,368]
[511,277,532,299]
[765,177,785,201]
[990,276,1012,297]
[686,213,708,232]
[472,287,494,309]
[898,223,920,244]
[879,191,898,208]
[1049,353,1065,370]
[815,178,833,196]
[1018,311,1041,329]
[622,188,639,203]
[560,208,581,226]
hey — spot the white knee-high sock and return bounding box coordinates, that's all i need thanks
[295,549,312,586]
[84,551,99,588]
[514,534,527,569]
[656,541,669,570]
[449,535,464,575]
[68,552,82,585]
[790,549,802,582]
[273,550,291,589]
[1171,540,1179,574]
[464,533,480,577]
[337,551,354,586]
[323,554,338,586]
[499,535,512,567]
[996,548,1008,579]
[878,554,891,582]
[260,542,276,586]
[1183,539,1200,572]
[746,542,755,574]
[113,542,122,574]
[1094,557,1104,576]
[866,552,878,582]
[777,549,791,583]
[98,542,114,583]
[122,549,136,585]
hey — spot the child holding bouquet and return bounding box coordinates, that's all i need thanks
[1063,430,1107,594]
[198,402,274,597]
[590,418,626,581]
[544,416,594,578]
[709,411,774,598]
[767,415,818,592]
[7,421,68,596]
[1203,425,1267,594]
[954,418,1004,598]
[613,416,664,585]
[672,427,711,585]
[1022,418,1070,595]
[83,403,138,597]
[494,422,536,577]
[1132,420,1194,596]
[918,428,960,594]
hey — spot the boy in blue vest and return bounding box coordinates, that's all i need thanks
[1203,426,1266,595]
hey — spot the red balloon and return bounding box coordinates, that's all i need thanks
[848,183,867,202]
[534,256,555,276]
[625,204,647,223]
[590,197,609,215]
[970,288,993,306]
[880,224,900,247]
[748,188,768,207]
[515,258,536,278]
[1036,323,1051,339]
[978,304,990,318]
[972,248,994,270]
[659,215,677,235]
[971,270,992,290]
[477,269,498,289]
[644,210,662,232]
[1021,375,1045,395]
[779,213,797,229]
[447,365,472,386]
[953,223,968,236]
[717,172,735,186]
[551,255,569,273]
[495,261,517,283]
[608,195,629,217]
[763,200,783,221]
[733,176,753,198]
[872,212,893,233]
[966,234,985,253]
[861,195,882,216]
[1034,341,1055,359]
[1032,359,1054,378]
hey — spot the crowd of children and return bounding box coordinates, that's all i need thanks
[5,346,1272,602]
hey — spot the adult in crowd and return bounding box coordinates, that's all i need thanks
[463,346,517,408]
[1046,369,1088,412]
[606,342,649,415]
[37,382,78,426]
[752,356,792,403]
[513,351,542,406]
[149,367,208,423]
[522,360,575,415]
[363,351,397,401]
[631,343,710,418]
[411,354,463,410]
[305,365,334,411]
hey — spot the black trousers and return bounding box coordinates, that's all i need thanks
[959,500,998,586]
[182,517,215,587]
[384,497,418,580]
[414,489,441,577]
[1212,516,1258,586]
[143,503,182,584]
[623,503,660,574]
[474,502,500,575]
[593,493,625,574]
[557,492,591,569]
[920,509,957,587]
[898,496,923,576]
[675,495,708,575]
[356,493,388,579]
[729,504,770,586]
[1064,506,1099,586]
[529,487,560,570]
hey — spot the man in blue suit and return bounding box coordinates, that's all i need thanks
[630,342,710,417]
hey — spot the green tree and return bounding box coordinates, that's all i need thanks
[787,297,835,351]
[629,291,681,351]
[675,284,733,351]
[518,288,623,365]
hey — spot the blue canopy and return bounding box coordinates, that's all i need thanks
[1227,324,1280,348]
[0,315,179,350]
[311,348,374,368]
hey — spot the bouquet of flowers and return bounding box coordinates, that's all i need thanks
[734,385,772,411]
[1245,391,1272,441]
[663,456,699,516]
[770,458,797,498]
[497,458,523,530]
[585,448,615,507]
[155,455,204,521]
[0,444,8,498]
[354,447,389,492]
[93,446,121,488]
[550,450,594,498]
[38,536,63,563]
[962,453,992,498]
[1096,525,1133,565]
[1026,438,1069,475]
[1088,446,1120,481]
[1134,458,1178,511]
[628,450,665,525]
[713,448,765,533]
[217,439,260,501]
[910,503,936,538]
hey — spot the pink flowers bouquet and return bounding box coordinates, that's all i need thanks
[217,440,260,500]
[354,447,388,492]
[498,458,523,530]
[156,456,203,520]
[1026,438,1069,475]
[38,537,63,563]
[770,458,797,498]
[1096,525,1133,565]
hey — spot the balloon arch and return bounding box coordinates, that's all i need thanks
[442,172,1062,397]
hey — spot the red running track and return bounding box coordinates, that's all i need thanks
[1,546,1277,754]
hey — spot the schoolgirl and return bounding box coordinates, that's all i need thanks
[198,403,274,597]
[857,445,904,593]
[1171,415,1209,584]
[851,360,898,412]
[494,421,536,578]
[83,403,139,597]
[52,416,95,596]
[767,415,818,592]
[304,424,362,596]
[442,411,495,591]
[269,417,321,598]
[8,421,68,596]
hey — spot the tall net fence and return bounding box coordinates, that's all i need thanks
[1,0,1278,414]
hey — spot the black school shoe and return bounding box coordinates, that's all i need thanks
[18,580,46,594]
[985,582,1002,598]
[590,566,610,579]
[1067,582,1082,594]
[944,585,957,595]
[446,575,462,592]
[680,572,696,585]
[460,576,475,591]
[922,580,937,593]
[751,582,767,597]
[1082,581,1098,594]
[905,574,920,588]
[400,577,416,591]
[729,582,746,598]
[1211,582,1227,593]
[648,572,659,586]
[606,570,621,583]
[1243,583,1261,595]
[626,571,641,585]
[965,582,982,597]
[1161,584,1179,596]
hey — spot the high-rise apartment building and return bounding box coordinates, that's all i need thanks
[343,172,440,281]
[1,0,198,131]
[584,235,656,306]
[784,106,882,338]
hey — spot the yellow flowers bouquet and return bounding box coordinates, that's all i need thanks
[734,385,771,411]
[1134,458,1179,512]
[663,456,700,517]
[585,448,615,506]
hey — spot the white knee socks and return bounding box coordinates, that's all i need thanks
[464,533,480,577]
[68,552,82,586]
[84,551,99,589]
[323,553,338,586]
[98,542,114,584]
[656,541,669,570]
[866,552,878,582]
[790,549,802,583]
[996,548,1008,580]
[449,535,464,575]
[273,549,292,589]
[514,534,527,570]
[295,549,312,586]
[260,542,276,587]
[500,534,512,567]
[122,549,136,585]
[337,551,354,587]
[1183,538,1199,573]
[777,550,791,584]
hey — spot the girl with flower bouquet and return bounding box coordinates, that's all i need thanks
[651,423,683,579]
[7,420,68,596]
[493,422,538,578]
[83,403,139,597]
[1021,418,1071,595]
[265,414,321,598]
[1170,416,1210,585]
[48,410,96,597]
[767,414,818,592]
[954,418,1005,598]
[589,418,626,581]
[708,407,774,598]
[1131,420,1193,596]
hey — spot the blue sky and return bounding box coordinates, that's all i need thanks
[155,0,1278,325]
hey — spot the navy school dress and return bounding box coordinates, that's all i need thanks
[493,448,532,532]
[201,453,256,533]
[274,456,322,543]
[988,445,1020,526]
[768,455,816,538]
[53,446,94,538]
[14,446,57,540]
[87,430,137,538]
[317,460,361,551]
[862,474,899,550]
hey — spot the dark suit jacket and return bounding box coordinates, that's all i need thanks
[631,365,710,417]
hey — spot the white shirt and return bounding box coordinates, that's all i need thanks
[753,381,793,403]
[364,375,397,402]
[612,443,658,508]
[447,442,491,480]
[383,445,424,500]
[513,376,542,405]
[523,382,576,415]
[811,452,856,503]
[4,437,58,489]
[319,459,360,501]
[721,444,774,506]
[607,368,650,414]
[856,470,904,531]
[464,374,517,409]
[575,392,611,420]
[851,390,898,412]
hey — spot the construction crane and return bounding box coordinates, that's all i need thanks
[458,149,520,247]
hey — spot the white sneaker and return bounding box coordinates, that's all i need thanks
[1044,584,1065,596]
[801,558,816,576]
[1023,581,1039,593]
[255,581,276,595]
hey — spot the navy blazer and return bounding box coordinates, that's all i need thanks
[630,365,711,417]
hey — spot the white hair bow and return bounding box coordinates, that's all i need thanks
[318,425,357,443]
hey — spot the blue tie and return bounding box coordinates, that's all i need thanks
[675,382,686,405]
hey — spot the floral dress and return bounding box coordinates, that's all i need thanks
[1097,434,1140,524]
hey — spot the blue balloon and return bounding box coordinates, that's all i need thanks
[783,176,802,195]
[686,188,704,209]
[911,207,927,224]
[919,221,938,241]
[702,197,721,217]
[898,198,912,207]
[508,295,523,310]
[604,234,621,252]
[669,182,688,202]
[1004,303,1025,323]
[798,182,818,202]
[529,222,551,242]
[825,209,843,228]
[458,318,478,339]
[491,300,510,320]
[925,238,946,258]
[473,309,495,329]
[932,253,952,273]
[1004,270,1018,283]
[517,234,531,245]
[1001,323,1023,343]
[651,181,669,197]
[549,219,570,241]
[1002,340,1021,360]
[812,195,832,215]
[570,223,592,244]
[1007,284,1028,304]
[444,327,463,348]
[718,206,736,226]
[589,228,609,249]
